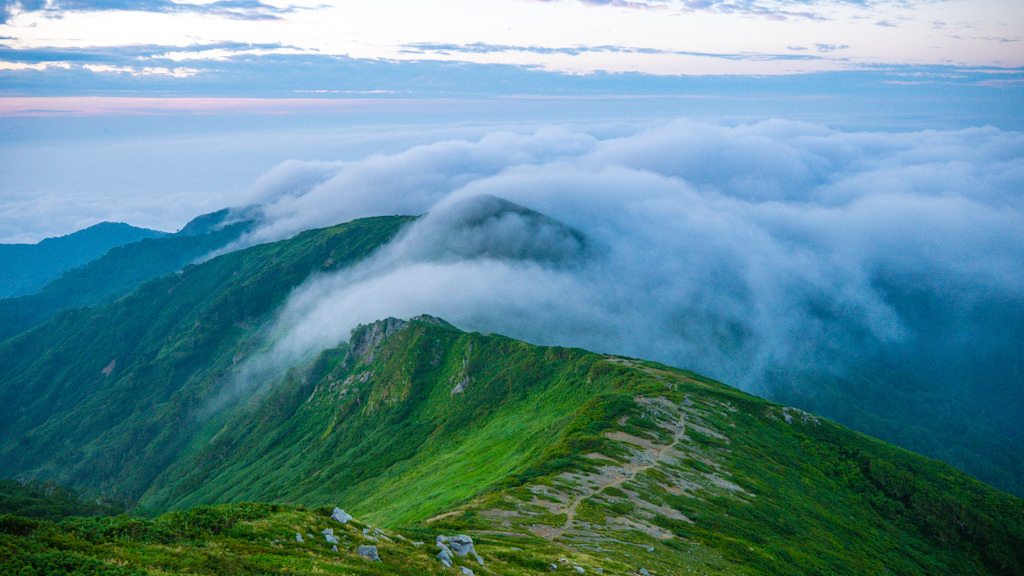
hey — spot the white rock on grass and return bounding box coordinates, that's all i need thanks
[331,507,353,524]
[357,544,381,562]
[461,567,474,576]
[294,533,304,543]
[436,548,454,568]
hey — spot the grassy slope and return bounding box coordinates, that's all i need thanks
[144,318,1023,575]
[0,321,1021,575]
[0,216,413,502]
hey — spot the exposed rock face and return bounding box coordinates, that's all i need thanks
[330,507,353,524]
[356,544,380,562]
[345,315,454,366]
[347,318,408,365]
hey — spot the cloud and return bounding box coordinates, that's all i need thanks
[814,43,849,53]
[228,120,1023,418]
[402,42,826,62]
[0,0,300,23]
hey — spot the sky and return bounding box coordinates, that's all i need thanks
[0,0,1021,100]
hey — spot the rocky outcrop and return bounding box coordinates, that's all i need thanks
[345,315,452,366]
[322,528,340,544]
[356,544,381,562]
[331,507,353,524]
[436,534,484,566]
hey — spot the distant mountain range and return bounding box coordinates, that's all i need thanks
[0,204,1021,575]
[0,209,255,342]
[0,222,166,299]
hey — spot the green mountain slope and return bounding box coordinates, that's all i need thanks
[144,316,1024,575]
[0,222,166,299]
[0,210,258,343]
[0,215,413,501]
[0,209,1021,575]
[1,316,1022,575]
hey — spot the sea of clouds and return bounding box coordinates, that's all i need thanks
[225,119,1022,408]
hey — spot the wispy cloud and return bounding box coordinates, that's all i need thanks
[403,41,827,62]
[0,0,303,24]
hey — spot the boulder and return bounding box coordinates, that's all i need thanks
[461,567,475,576]
[437,548,454,568]
[357,544,381,562]
[325,534,340,544]
[331,507,353,524]
[449,534,476,557]
[294,532,304,543]
[331,545,338,552]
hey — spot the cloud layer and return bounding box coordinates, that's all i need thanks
[234,120,1022,412]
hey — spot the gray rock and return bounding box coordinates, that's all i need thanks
[549,564,558,571]
[331,507,353,524]
[461,568,474,576]
[449,534,476,557]
[307,534,315,540]
[510,547,522,551]
[436,535,450,545]
[639,569,650,576]
[295,532,304,543]
[325,534,340,544]
[357,544,381,562]
[331,545,338,552]
[574,567,585,573]
[363,528,371,535]
[321,528,334,536]
[437,548,454,568]
[412,541,424,547]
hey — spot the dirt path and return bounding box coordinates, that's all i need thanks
[538,411,687,541]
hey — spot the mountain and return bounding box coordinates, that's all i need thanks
[0,222,166,299]
[0,211,1021,574]
[1,316,1022,575]
[0,209,256,343]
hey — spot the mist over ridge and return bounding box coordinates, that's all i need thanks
[221,118,1024,490]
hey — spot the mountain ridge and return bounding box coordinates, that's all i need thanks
[0,222,166,299]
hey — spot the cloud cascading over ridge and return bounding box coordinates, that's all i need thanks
[233,120,1023,405]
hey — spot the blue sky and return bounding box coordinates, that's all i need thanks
[0,0,1021,94]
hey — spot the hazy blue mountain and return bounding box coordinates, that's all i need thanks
[0,222,166,298]
[0,210,256,343]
